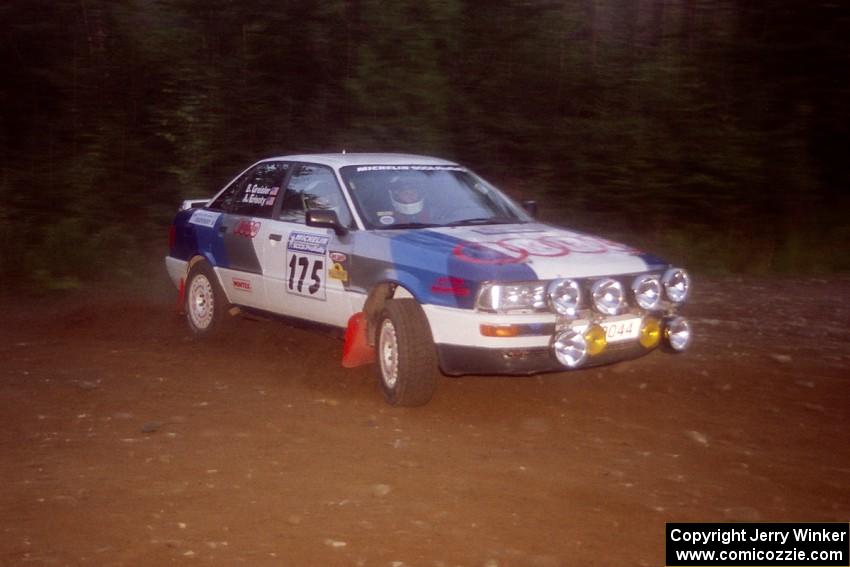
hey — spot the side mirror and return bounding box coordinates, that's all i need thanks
[521,200,538,218]
[306,209,349,236]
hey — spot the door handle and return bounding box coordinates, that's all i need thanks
[269,233,282,241]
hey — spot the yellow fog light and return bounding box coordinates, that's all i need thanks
[584,324,607,356]
[639,317,661,349]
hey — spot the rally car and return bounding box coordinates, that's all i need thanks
[165,153,691,406]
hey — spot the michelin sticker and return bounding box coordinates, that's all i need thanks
[189,210,221,228]
[355,165,465,172]
[285,232,329,300]
[288,232,329,255]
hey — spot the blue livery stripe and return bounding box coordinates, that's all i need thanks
[388,229,537,308]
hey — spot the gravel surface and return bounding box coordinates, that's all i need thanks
[1,276,848,565]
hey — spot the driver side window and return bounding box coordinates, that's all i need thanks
[279,164,354,228]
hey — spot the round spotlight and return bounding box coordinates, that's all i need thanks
[662,268,690,304]
[639,317,661,349]
[584,324,607,356]
[548,278,582,317]
[632,274,662,310]
[552,329,588,368]
[664,316,692,352]
[591,278,625,315]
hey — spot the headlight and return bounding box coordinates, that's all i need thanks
[547,278,582,317]
[591,278,625,315]
[476,282,546,313]
[662,268,690,304]
[631,274,662,310]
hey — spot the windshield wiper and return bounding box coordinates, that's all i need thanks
[380,222,441,229]
[445,217,518,227]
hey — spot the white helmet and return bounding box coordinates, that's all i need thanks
[390,185,424,216]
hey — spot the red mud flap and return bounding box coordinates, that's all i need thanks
[176,278,185,315]
[342,312,376,368]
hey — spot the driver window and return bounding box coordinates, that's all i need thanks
[279,164,353,228]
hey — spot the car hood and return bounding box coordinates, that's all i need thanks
[381,223,666,279]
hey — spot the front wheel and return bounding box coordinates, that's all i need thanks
[376,299,438,406]
[185,262,229,337]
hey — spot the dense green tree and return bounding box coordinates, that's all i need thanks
[1,0,847,287]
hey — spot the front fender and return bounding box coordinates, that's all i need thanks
[374,266,474,309]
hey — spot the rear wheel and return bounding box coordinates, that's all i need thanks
[185,262,228,337]
[376,299,438,406]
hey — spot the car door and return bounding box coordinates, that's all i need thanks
[211,161,289,310]
[260,163,358,328]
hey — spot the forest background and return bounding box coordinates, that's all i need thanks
[2,0,848,290]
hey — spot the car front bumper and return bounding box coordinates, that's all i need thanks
[435,341,654,376]
[422,303,669,376]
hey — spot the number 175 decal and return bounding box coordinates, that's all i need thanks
[286,232,330,300]
[287,254,324,298]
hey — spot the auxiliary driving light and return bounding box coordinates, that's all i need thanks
[631,274,662,310]
[662,268,690,304]
[584,324,607,356]
[663,316,692,352]
[552,329,588,368]
[591,278,625,315]
[639,317,662,349]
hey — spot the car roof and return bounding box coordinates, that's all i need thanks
[257,153,460,169]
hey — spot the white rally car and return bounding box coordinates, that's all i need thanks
[166,153,691,406]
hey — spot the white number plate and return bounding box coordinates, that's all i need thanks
[286,252,326,299]
[600,316,641,343]
[285,232,329,301]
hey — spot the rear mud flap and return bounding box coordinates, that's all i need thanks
[176,278,185,315]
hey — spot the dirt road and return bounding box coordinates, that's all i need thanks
[1,275,848,566]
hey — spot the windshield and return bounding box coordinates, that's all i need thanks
[339,165,530,229]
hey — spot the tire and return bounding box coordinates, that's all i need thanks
[375,299,438,407]
[185,261,229,337]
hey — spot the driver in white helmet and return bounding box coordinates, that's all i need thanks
[388,183,428,223]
